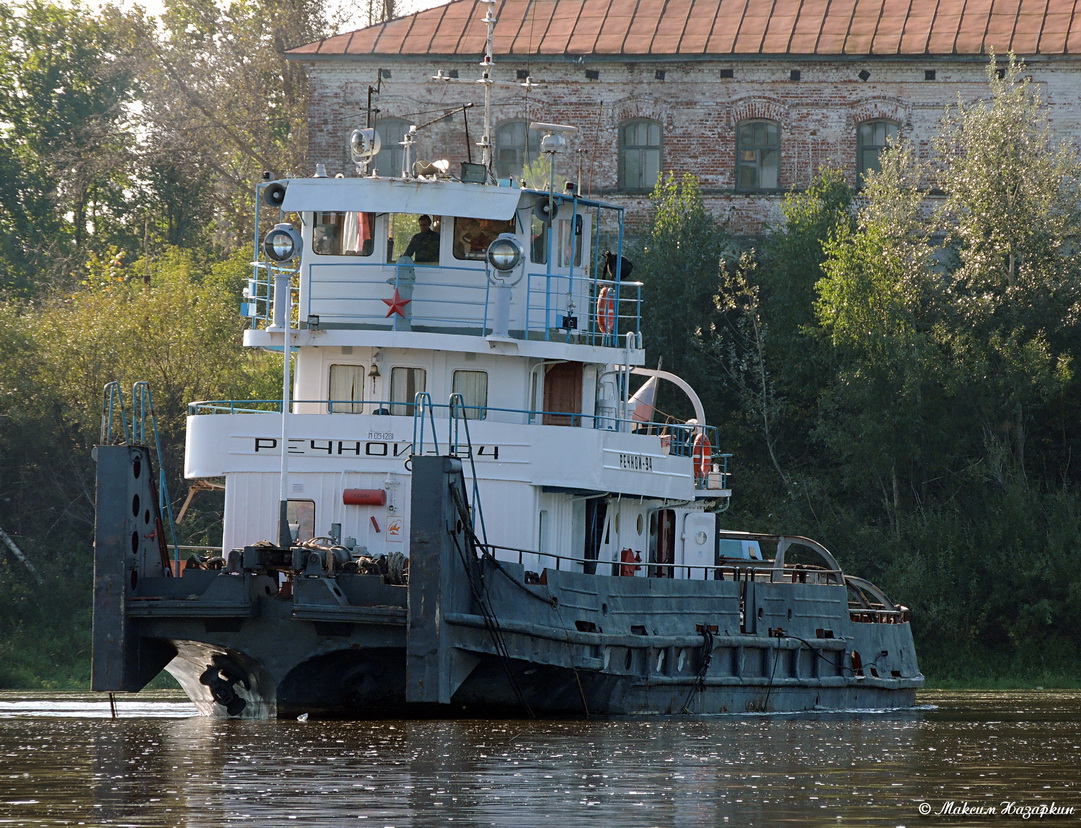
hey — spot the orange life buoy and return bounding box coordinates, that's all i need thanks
[597,287,615,334]
[692,432,712,481]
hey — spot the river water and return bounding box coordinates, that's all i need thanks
[0,690,1078,827]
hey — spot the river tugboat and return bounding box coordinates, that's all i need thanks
[91,8,922,719]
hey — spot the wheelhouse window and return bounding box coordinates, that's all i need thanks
[453,217,515,261]
[495,120,541,180]
[857,119,899,186]
[530,214,549,264]
[387,214,441,263]
[389,367,426,415]
[735,120,780,191]
[373,118,412,178]
[311,211,375,257]
[619,119,662,192]
[452,370,488,420]
[558,215,584,268]
[328,364,365,413]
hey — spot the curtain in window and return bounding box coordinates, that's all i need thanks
[452,370,488,420]
[390,367,426,415]
[329,364,365,413]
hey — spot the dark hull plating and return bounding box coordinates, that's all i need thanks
[92,448,923,718]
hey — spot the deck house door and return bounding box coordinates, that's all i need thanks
[542,362,583,425]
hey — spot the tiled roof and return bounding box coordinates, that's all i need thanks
[289,0,1081,59]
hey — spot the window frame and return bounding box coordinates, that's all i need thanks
[618,118,662,193]
[328,364,366,413]
[452,370,488,420]
[494,119,542,180]
[311,211,376,257]
[389,366,427,416]
[856,118,900,187]
[372,117,413,178]
[735,119,781,193]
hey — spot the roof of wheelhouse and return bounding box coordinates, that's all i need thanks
[288,0,1081,60]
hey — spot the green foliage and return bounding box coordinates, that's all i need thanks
[0,0,142,295]
[711,56,1081,682]
[637,173,729,414]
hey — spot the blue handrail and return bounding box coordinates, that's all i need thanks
[448,393,487,543]
[101,382,129,444]
[100,382,182,571]
[132,382,182,568]
[410,392,440,457]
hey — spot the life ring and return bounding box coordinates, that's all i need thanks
[692,432,712,481]
[597,287,615,334]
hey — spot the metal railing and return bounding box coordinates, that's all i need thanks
[243,256,641,345]
[100,382,181,569]
[480,541,844,584]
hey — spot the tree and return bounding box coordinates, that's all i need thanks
[0,1,142,295]
[933,54,1081,478]
[815,55,1081,514]
[637,173,729,416]
[132,0,329,252]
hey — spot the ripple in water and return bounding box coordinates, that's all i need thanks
[0,691,1076,827]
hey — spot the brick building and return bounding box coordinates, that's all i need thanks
[287,0,1081,234]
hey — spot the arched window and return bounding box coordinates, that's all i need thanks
[619,119,662,192]
[495,120,541,180]
[372,117,413,178]
[857,119,899,186]
[735,120,780,192]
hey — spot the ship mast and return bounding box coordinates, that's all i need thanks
[478,0,496,174]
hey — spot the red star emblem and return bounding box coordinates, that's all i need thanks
[382,288,411,318]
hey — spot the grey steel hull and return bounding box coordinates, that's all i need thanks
[92,448,923,718]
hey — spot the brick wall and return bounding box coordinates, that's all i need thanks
[297,54,1081,235]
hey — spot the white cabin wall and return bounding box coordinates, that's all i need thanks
[223,472,282,552]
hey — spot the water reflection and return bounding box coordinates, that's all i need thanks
[0,692,1078,826]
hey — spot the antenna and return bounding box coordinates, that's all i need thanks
[477,0,498,177]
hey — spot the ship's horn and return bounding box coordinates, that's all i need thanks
[413,159,450,177]
[262,182,287,208]
[533,196,559,223]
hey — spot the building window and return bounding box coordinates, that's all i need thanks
[619,119,662,192]
[328,364,365,413]
[373,118,412,178]
[857,119,899,186]
[495,120,541,180]
[452,370,488,420]
[735,120,780,192]
[389,367,426,415]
